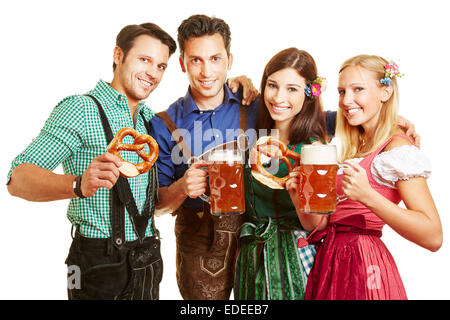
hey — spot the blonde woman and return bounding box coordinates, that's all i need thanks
[302,55,442,300]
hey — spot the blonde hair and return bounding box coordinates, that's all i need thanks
[335,54,400,161]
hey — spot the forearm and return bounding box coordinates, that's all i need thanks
[361,188,442,251]
[155,180,188,216]
[7,163,77,202]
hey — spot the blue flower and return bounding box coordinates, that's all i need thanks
[304,85,312,97]
[380,77,392,86]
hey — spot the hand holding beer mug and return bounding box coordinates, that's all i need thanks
[197,149,246,216]
[298,144,346,215]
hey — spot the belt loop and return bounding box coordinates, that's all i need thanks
[106,238,113,256]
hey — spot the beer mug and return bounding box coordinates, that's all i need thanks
[299,144,345,215]
[199,149,246,216]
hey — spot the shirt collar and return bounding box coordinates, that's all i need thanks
[181,84,240,118]
[93,79,147,111]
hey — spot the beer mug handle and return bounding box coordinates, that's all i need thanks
[199,165,209,203]
[186,156,210,202]
[337,163,349,202]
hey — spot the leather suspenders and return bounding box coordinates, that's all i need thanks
[85,95,158,248]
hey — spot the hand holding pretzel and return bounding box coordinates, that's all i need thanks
[250,136,301,189]
[107,127,159,178]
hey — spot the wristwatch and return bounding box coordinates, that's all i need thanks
[73,175,86,199]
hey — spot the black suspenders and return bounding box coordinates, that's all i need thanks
[85,95,158,248]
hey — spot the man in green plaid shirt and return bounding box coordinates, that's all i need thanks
[7,23,176,300]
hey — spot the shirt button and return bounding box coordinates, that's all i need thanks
[212,112,216,115]
[215,134,219,138]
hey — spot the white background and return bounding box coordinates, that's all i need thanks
[1,0,449,300]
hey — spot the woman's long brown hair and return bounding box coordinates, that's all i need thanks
[256,48,328,144]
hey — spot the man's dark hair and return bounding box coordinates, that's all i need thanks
[113,22,176,71]
[177,15,231,58]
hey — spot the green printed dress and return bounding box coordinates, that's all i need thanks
[234,142,317,300]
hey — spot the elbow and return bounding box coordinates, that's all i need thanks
[424,230,443,252]
[154,205,172,217]
[7,182,33,201]
[7,182,18,197]
[154,194,175,217]
[7,178,23,199]
[155,186,183,216]
[7,166,29,200]
[429,221,444,252]
[297,211,327,233]
[427,234,443,252]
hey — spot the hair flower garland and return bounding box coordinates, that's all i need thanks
[305,77,327,99]
[380,62,404,86]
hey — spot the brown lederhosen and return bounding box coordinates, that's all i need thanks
[156,106,248,300]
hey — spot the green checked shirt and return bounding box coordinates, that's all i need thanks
[7,80,156,240]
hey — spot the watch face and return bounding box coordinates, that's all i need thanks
[73,179,77,189]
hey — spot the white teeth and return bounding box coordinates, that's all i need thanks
[140,79,152,88]
[272,105,290,112]
[348,108,360,114]
[200,80,215,86]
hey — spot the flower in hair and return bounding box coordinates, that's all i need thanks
[305,77,327,99]
[304,85,312,97]
[311,84,321,97]
[380,62,403,86]
[380,77,392,86]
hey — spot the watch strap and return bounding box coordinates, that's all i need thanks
[73,175,86,199]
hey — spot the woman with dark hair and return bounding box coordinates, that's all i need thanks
[234,48,329,300]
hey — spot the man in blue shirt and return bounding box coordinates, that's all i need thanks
[150,15,259,300]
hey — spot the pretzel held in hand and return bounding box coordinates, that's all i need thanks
[250,136,301,189]
[107,127,159,178]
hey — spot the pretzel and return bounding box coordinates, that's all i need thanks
[250,136,301,189]
[107,127,159,178]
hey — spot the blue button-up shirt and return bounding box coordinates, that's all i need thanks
[150,85,258,209]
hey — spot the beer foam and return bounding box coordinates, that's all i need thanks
[300,145,337,165]
[209,150,242,163]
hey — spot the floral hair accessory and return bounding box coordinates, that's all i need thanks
[380,62,403,86]
[305,77,327,99]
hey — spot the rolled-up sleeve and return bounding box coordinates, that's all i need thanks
[6,95,85,184]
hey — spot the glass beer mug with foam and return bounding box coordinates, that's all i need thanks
[199,149,246,216]
[299,144,344,215]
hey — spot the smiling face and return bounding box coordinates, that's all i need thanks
[180,33,233,109]
[264,67,307,129]
[338,65,392,133]
[112,34,170,107]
